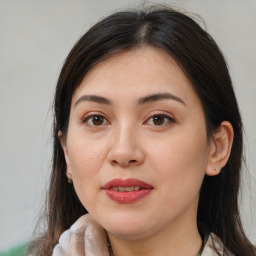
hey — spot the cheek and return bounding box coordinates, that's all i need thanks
[148,130,208,205]
[149,129,208,170]
[67,138,108,202]
[68,136,106,172]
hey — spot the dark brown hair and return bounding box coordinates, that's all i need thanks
[28,5,256,256]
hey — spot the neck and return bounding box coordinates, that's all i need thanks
[107,207,202,256]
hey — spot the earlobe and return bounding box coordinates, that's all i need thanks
[206,121,234,176]
[58,130,71,171]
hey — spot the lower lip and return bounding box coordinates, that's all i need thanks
[103,189,152,204]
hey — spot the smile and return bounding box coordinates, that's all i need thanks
[102,178,153,204]
[111,186,141,192]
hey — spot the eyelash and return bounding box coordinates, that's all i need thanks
[82,113,175,127]
[144,114,175,126]
[82,114,109,126]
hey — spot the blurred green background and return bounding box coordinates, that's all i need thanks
[0,244,28,256]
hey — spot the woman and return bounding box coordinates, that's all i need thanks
[28,6,256,256]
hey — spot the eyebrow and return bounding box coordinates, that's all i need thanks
[138,93,186,106]
[74,95,112,108]
[74,92,186,108]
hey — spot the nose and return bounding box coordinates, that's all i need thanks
[107,124,145,168]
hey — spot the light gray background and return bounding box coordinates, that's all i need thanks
[0,0,255,251]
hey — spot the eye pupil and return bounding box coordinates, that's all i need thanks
[92,116,104,125]
[153,116,165,125]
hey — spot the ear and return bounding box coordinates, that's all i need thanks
[58,130,71,172]
[206,121,234,176]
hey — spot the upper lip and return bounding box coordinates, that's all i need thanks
[102,178,153,189]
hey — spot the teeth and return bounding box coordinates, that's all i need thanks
[112,186,141,192]
[125,186,140,192]
[119,186,125,192]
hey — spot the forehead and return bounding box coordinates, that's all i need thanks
[72,46,199,107]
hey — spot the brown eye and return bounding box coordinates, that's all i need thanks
[152,115,165,125]
[146,114,173,126]
[92,116,105,125]
[84,115,108,126]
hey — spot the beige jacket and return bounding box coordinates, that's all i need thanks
[52,215,234,256]
[202,233,234,256]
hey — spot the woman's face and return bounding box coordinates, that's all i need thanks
[62,47,212,240]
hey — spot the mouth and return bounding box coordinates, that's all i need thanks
[111,186,141,192]
[102,178,153,204]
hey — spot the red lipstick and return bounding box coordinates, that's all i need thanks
[102,178,153,204]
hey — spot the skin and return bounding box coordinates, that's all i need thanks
[60,46,234,256]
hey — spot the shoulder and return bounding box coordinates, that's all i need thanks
[202,233,234,256]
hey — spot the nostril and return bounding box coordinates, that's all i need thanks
[112,159,137,165]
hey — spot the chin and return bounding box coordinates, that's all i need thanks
[106,225,150,240]
[97,213,157,240]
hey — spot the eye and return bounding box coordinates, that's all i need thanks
[145,114,174,126]
[83,115,109,126]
